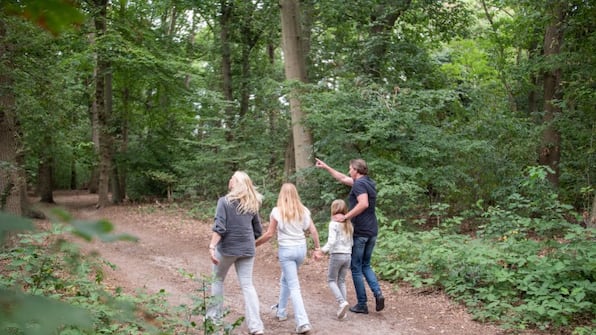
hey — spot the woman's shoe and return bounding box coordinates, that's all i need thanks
[296,323,312,334]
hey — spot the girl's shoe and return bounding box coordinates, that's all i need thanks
[337,301,349,319]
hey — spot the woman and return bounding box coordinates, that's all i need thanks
[207,171,265,335]
[256,183,322,334]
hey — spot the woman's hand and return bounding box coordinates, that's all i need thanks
[313,249,324,261]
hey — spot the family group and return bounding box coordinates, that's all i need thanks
[205,158,385,335]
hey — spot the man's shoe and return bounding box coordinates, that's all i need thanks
[349,304,368,314]
[375,294,385,312]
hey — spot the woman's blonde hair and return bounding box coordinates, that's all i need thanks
[226,171,263,214]
[331,199,353,238]
[276,183,306,224]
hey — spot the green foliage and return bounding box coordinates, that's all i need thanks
[0,211,240,334]
[374,168,595,333]
[2,0,85,35]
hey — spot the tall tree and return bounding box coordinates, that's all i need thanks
[92,0,113,207]
[539,0,567,187]
[0,17,26,215]
[280,0,313,182]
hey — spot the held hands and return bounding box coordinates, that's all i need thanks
[312,249,324,261]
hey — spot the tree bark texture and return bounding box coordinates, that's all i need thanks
[539,1,566,187]
[220,0,235,143]
[280,0,313,182]
[93,0,112,207]
[0,19,27,216]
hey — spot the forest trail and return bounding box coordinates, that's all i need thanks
[45,191,509,335]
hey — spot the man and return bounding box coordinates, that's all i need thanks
[315,158,385,314]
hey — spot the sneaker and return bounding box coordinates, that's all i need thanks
[375,293,385,312]
[296,323,312,334]
[339,313,348,320]
[249,331,264,335]
[337,301,349,319]
[270,304,287,321]
[349,304,369,314]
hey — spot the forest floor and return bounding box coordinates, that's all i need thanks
[35,191,544,335]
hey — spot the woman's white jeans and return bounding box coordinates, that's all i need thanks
[276,243,310,328]
[207,251,263,333]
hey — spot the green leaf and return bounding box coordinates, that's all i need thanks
[0,212,34,242]
[0,288,93,334]
[70,219,138,242]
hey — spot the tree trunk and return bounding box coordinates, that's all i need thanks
[88,35,99,194]
[220,0,234,143]
[37,154,54,203]
[280,0,313,184]
[93,0,112,207]
[538,1,566,187]
[589,193,596,229]
[0,19,27,216]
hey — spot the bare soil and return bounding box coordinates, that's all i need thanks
[38,191,523,335]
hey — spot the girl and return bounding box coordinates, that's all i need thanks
[317,199,354,320]
[256,183,322,334]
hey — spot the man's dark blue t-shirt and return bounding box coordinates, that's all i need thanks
[349,176,378,237]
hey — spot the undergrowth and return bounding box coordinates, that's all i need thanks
[375,167,595,334]
[0,209,240,335]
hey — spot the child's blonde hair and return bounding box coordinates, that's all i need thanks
[331,199,353,238]
[277,183,307,224]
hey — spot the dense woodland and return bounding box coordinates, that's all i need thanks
[1,0,595,334]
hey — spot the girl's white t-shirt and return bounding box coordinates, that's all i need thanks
[270,206,310,247]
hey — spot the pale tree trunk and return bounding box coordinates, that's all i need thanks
[88,34,99,194]
[539,1,566,187]
[280,0,313,185]
[220,0,234,141]
[0,20,28,216]
[589,194,596,229]
[93,0,112,207]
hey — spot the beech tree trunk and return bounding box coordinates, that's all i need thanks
[280,0,313,184]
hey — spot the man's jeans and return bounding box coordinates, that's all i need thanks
[351,235,382,307]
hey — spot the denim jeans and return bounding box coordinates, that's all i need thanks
[207,250,264,333]
[327,253,351,304]
[276,244,310,328]
[351,235,382,307]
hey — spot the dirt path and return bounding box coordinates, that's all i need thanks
[48,191,506,335]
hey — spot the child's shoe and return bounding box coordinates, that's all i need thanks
[337,301,349,319]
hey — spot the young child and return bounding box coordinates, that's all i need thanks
[317,199,354,320]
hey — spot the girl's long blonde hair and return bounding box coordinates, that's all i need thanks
[226,171,263,214]
[331,199,353,238]
[276,183,307,224]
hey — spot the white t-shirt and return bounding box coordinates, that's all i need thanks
[270,206,310,247]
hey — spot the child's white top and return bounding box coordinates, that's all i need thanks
[321,220,353,254]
